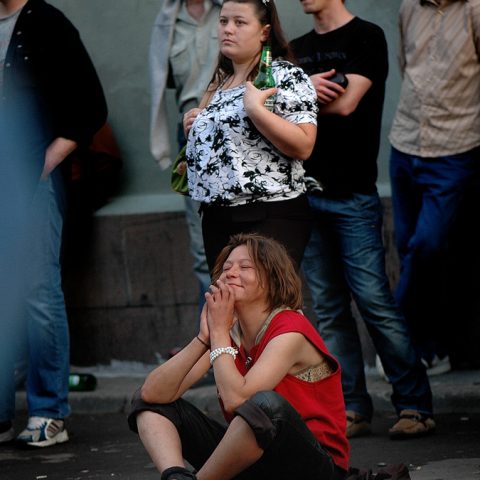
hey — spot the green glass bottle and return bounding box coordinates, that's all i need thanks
[253,45,276,112]
[68,373,97,392]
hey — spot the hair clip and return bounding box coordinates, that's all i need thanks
[262,0,270,5]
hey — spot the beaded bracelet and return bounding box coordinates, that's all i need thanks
[209,346,238,365]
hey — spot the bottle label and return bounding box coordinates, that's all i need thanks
[264,95,275,112]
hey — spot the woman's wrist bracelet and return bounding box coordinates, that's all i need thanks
[196,335,210,349]
[209,346,238,365]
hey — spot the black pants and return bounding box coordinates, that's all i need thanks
[128,390,346,480]
[200,195,312,273]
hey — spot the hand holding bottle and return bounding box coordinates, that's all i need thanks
[253,45,276,111]
[244,81,277,116]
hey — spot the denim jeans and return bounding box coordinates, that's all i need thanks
[0,154,30,422]
[178,125,211,311]
[184,196,210,310]
[390,147,478,362]
[302,192,432,420]
[0,173,70,421]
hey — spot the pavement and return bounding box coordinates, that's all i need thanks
[15,363,480,417]
[7,364,480,480]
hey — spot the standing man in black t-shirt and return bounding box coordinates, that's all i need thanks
[291,0,433,440]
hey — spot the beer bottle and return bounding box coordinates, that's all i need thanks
[253,45,276,112]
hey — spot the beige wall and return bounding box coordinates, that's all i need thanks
[50,0,402,213]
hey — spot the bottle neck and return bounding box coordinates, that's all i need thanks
[259,47,272,71]
[258,50,272,77]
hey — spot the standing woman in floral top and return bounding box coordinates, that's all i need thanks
[183,0,318,271]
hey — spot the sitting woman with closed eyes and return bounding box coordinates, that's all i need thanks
[128,233,349,480]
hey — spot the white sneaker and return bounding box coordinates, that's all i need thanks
[16,416,69,447]
[422,355,452,376]
[0,421,15,444]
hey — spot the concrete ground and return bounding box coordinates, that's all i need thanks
[3,367,479,480]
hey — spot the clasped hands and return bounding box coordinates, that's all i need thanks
[198,280,236,346]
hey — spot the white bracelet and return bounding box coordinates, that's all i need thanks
[209,347,238,365]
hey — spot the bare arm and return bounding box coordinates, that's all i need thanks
[140,305,212,404]
[183,80,317,159]
[140,340,210,404]
[243,82,317,160]
[206,280,323,413]
[41,137,78,179]
[314,72,372,117]
[215,331,313,413]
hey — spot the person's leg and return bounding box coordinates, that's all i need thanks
[202,196,312,274]
[391,148,477,362]
[198,392,338,480]
[231,391,338,480]
[0,215,23,435]
[130,391,341,480]
[0,140,36,441]
[201,205,234,274]
[340,192,432,417]
[137,411,187,472]
[249,195,312,270]
[302,195,372,421]
[24,174,70,420]
[0,320,16,441]
[128,392,226,475]
[389,147,420,262]
[178,122,210,299]
[184,197,210,309]
[197,415,263,480]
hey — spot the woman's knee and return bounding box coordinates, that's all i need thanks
[248,391,293,418]
[234,391,297,450]
[127,389,181,434]
[136,410,161,435]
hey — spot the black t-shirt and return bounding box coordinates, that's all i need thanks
[291,17,388,195]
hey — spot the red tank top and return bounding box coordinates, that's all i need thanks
[221,310,349,471]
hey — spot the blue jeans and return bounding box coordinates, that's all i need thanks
[184,196,210,310]
[178,125,210,311]
[390,147,478,362]
[302,192,432,420]
[0,173,70,421]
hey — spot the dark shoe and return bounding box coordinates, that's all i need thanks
[389,409,436,439]
[346,411,371,438]
[161,466,197,480]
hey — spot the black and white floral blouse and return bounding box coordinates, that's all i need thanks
[186,60,318,206]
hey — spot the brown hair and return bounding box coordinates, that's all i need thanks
[211,233,303,311]
[209,0,294,89]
